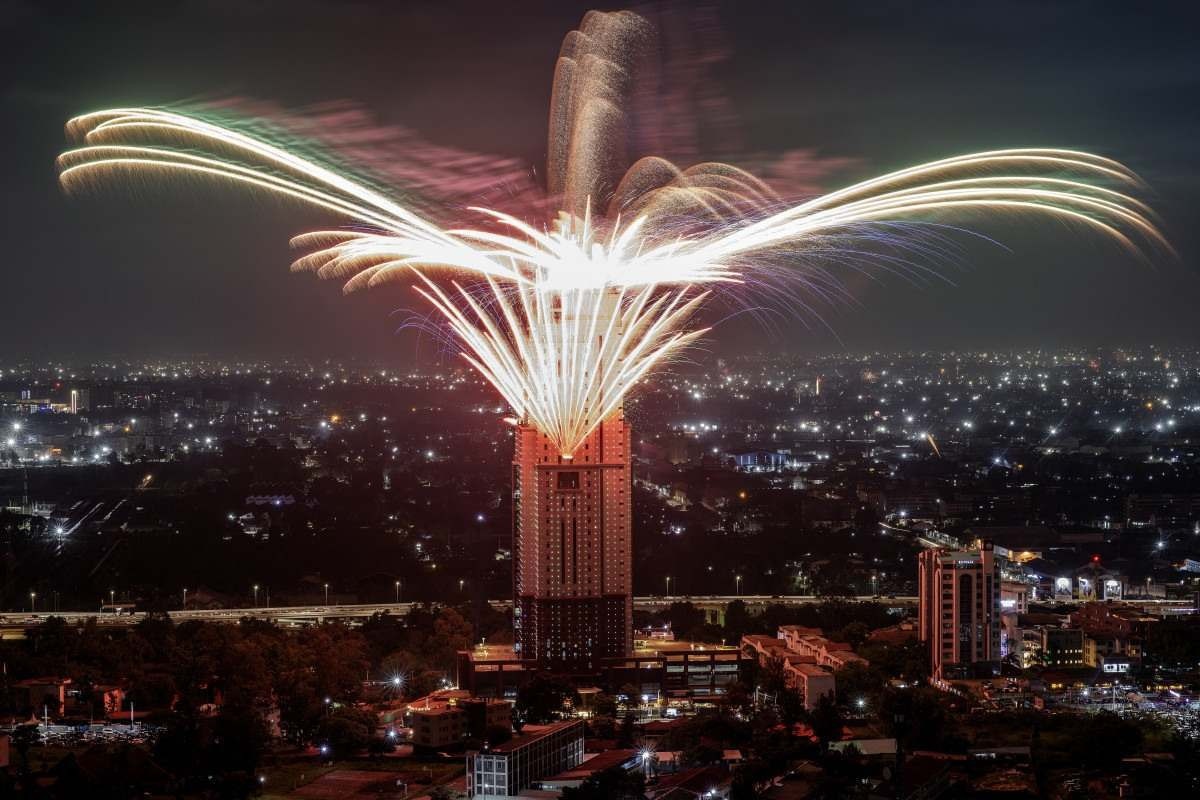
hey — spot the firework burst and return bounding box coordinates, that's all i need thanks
[57,10,1167,456]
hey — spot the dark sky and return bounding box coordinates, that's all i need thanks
[3,0,1199,362]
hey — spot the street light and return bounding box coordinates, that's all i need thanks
[29,592,36,613]
[395,580,402,604]
[109,589,115,609]
[458,579,465,593]
[253,584,259,607]
[665,576,672,597]
[182,587,187,610]
[735,575,743,596]
[324,583,330,605]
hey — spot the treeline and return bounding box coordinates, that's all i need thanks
[647,598,902,644]
[0,604,496,794]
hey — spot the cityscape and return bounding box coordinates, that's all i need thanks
[4,2,1200,799]
[3,348,1200,797]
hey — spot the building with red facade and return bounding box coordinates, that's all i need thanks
[512,415,633,672]
[918,542,1001,679]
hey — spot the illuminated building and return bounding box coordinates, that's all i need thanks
[513,415,632,671]
[467,720,585,799]
[918,542,1001,679]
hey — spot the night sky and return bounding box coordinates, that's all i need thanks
[3,0,1199,361]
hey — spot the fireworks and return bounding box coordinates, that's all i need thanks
[57,11,1166,456]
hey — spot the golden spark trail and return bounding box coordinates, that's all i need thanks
[57,12,1169,456]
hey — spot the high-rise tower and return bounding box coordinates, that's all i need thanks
[918,541,1001,679]
[512,413,633,671]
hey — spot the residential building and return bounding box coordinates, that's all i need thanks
[513,412,632,671]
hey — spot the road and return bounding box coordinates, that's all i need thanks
[0,594,916,635]
[11,592,1188,638]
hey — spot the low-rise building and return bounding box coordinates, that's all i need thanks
[782,662,836,710]
[1038,627,1085,668]
[467,720,585,799]
[410,705,468,749]
[778,626,870,670]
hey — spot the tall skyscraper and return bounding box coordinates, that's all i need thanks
[918,542,1000,679]
[512,414,633,672]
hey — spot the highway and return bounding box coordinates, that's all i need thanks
[0,594,916,636]
[7,593,1186,637]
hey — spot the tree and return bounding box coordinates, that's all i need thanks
[834,661,883,708]
[759,657,787,694]
[592,692,618,719]
[1067,712,1144,769]
[427,607,473,673]
[10,724,38,779]
[368,735,397,758]
[881,688,954,751]
[561,766,645,799]
[617,712,636,747]
[777,687,805,727]
[516,674,578,724]
[318,707,376,758]
[486,725,512,746]
[834,622,870,650]
[210,704,270,774]
[806,694,844,747]
[660,602,705,640]
[723,600,753,642]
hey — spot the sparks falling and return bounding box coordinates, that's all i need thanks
[57,10,1167,457]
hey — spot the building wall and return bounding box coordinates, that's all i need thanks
[1039,627,1085,668]
[410,707,467,749]
[514,415,632,670]
[782,662,836,710]
[467,720,585,799]
[919,543,1000,679]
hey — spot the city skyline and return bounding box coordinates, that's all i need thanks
[3,3,1200,798]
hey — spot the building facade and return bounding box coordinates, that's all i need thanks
[918,542,1001,679]
[513,415,633,671]
[467,720,585,799]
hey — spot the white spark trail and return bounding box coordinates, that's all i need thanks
[56,16,1169,456]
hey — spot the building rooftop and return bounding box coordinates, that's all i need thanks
[481,720,582,754]
[542,748,638,782]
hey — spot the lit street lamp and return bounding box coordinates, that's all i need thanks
[735,575,743,596]
[182,587,187,610]
[665,576,671,597]
[324,583,330,605]
[253,584,259,607]
[395,580,402,603]
[29,592,36,613]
